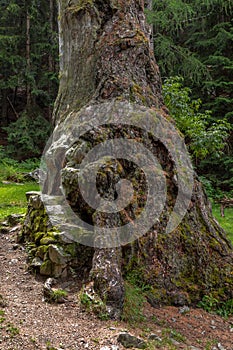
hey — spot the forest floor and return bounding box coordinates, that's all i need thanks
[1,228,233,350]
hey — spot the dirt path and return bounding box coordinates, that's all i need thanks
[0,228,233,350]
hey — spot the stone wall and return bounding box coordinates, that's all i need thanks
[20,191,94,280]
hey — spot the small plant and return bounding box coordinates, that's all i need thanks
[46,341,58,350]
[79,288,109,320]
[198,294,233,317]
[163,328,186,343]
[204,339,218,350]
[197,294,219,313]
[216,299,233,318]
[50,289,68,303]
[6,323,20,337]
[0,309,6,324]
[125,269,152,292]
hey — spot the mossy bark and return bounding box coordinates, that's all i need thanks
[46,0,233,316]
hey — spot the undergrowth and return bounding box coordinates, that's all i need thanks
[198,294,233,318]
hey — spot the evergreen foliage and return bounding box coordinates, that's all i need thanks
[163,76,231,161]
[148,0,233,121]
[3,111,51,159]
[148,0,233,195]
[0,0,58,125]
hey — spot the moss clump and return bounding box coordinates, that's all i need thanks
[39,232,58,246]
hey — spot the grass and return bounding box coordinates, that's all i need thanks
[121,282,147,325]
[0,155,40,221]
[212,203,233,244]
[0,182,39,221]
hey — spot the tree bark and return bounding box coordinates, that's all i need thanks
[48,0,233,318]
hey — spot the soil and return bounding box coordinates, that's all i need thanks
[0,228,233,350]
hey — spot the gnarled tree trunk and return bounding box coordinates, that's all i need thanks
[41,0,233,318]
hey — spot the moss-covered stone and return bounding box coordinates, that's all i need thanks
[36,245,49,260]
[34,232,45,244]
[48,244,71,265]
[40,236,57,245]
[40,260,53,276]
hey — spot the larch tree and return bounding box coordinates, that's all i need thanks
[41,0,233,319]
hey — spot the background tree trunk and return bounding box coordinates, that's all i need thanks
[50,0,233,318]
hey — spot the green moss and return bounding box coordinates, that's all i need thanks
[40,260,53,276]
[67,0,93,14]
[36,245,49,260]
[64,243,77,257]
[34,232,44,244]
[40,236,57,245]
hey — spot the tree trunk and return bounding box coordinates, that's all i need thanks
[1,89,9,125]
[43,0,233,318]
[26,9,32,109]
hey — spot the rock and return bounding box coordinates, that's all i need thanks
[171,339,180,346]
[25,191,41,201]
[9,258,18,264]
[9,225,21,234]
[31,257,43,268]
[148,334,162,342]
[53,264,68,278]
[36,245,49,260]
[29,193,44,210]
[43,278,55,301]
[179,306,190,314]
[48,244,71,265]
[56,231,75,244]
[117,333,147,349]
[40,260,53,276]
[188,347,201,350]
[23,169,40,182]
[100,347,119,350]
[217,343,226,350]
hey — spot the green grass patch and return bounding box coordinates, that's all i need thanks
[121,282,147,325]
[212,203,233,244]
[0,182,39,221]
